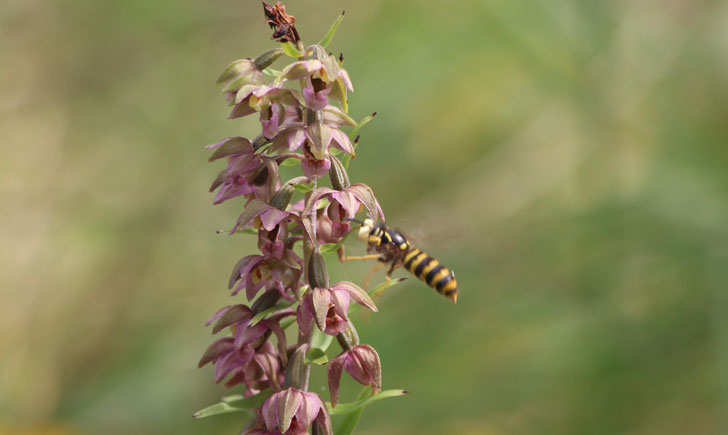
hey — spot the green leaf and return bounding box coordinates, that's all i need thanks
[349,112,377,141]
[320,233,349,255]
[262,67,282,77]
[193,402,252,419]
[224,390,273,407]
[279,157,300,167]
[233,228,258,235]
[280,41,302,58]
[193,390,275,419]
[281,317,296,330]
[318,11,345,48]
[328,389,407,416]
[342,113,376,169]
[348,277,406,315]
[369,277,407,300]
[320,243,338,254]
[248,301,296,326]
[221,394,243,403]
[305,347,329,365]
[323,106,357,127]
[293,182,315,193]
[311,329,334,352]
[332,387,371,435]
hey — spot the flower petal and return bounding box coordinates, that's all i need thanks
[287,127,307,151]
[262,393,279,431]
[306,122,333,160]
[337,69,353,91]
[262,319,288,366]
[296,301,314,336]
[352,345,382,393]
[280,60,323,82]
[214,346,254,383]
[342,349,370,386]
[206,137,254,161]
[347,183,385,221]
[314,402,333,435]
[327,353,346,407]
[205,306,231,326]
[233,321,267,349]
[330,128,353,155]
[260,208,290,231]
[330,191,360,219]
[332,281,377,312]
[228,98,256,119]
[301,157,331,179]
[212,304,253,334]
[277,389,302,433]
[230,199,273,234]
[298,392,324,426]
[311,288,330,332]
[329,288,350,319]
[198,337,234,368]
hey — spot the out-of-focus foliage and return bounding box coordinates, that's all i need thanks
[2,0,727,434]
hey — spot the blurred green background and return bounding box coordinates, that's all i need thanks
[2,0,728,434]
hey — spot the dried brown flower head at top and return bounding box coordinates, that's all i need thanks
[262,1,300,44]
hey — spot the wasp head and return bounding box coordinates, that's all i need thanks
[358,218,374,242]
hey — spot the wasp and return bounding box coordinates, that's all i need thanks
[343,218,458,303]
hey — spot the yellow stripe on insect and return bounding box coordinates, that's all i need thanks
[440,279,457,294]
[419,260,439,278]
[406,252,428,271]
[429,268,450,285]
[404,248,421,264]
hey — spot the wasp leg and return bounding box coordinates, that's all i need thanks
[385,262,401,281]
[340,254,382,262]
[362,261,386,290]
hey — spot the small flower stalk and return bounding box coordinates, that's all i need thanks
[197,2,399,432]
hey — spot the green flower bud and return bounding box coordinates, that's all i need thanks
[307,247,329,289]
[328,154,350,190]
[310,44,326,61]
[284,344,309,390]
[252,134,271,151]
[251,289,281,314]
[336,322,360,351]
[270,183,295,210]
[253,48,284,71]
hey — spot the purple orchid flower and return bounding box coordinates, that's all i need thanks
[260,388,332,435]
[327,344,382,407]
[228,251,302,301]
[297,281,377,336]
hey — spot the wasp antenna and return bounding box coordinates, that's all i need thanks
[345,217,365,225]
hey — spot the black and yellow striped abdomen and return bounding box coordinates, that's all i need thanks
[403,247,458,303]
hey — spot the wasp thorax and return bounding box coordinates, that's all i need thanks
[358,219,374,242]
